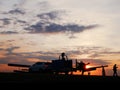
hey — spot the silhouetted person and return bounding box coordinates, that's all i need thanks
[113,64,118,76]
[59,52,68,60]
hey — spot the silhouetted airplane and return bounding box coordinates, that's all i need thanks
[75,60,108,76]
[8,60,108,76]
[7,53,108,75]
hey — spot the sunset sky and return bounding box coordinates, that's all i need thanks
[0,0,120,76]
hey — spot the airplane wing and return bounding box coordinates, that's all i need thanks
[8,63,31,67]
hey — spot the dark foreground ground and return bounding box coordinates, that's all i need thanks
[0,72,120,88]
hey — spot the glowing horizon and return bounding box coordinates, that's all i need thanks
[0,0,120,76]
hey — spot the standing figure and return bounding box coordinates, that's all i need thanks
[113,64,118,76]
[59,52,68,60]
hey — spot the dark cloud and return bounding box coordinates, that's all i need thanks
[0,48,4,50]
[0,1,99,36]
[0,31,18,34]
[0,18,11,25]
[8,8,25,15]
[0,45,119,66]
[25,22,98,34]
[25,9,99,35]
[17,20,27,24]
[0,55,30,65]
[6,46,20,55]
[2,45,119,65]
[101,51,120,54]
[37,10,65,20]
[7,40,15,42]
[89,53,104,58]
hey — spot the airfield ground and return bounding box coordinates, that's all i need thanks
[0,72,120,83]
[0,72,120,89]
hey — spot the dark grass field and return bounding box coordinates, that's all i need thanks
[0,72,120,88]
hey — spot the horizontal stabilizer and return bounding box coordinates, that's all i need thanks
[8,63,31,67]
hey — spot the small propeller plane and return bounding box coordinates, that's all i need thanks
[75,60,108,76]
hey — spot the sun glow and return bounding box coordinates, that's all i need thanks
[86,65,92,69]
